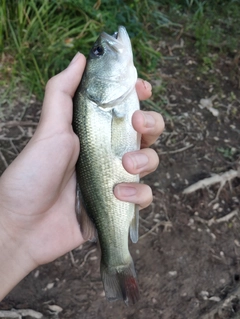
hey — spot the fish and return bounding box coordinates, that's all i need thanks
[73,26,140,304]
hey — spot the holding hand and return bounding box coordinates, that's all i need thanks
[0,53,164,300]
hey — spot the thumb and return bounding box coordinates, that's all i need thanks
[39,52,86,129]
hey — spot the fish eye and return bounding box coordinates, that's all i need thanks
[92,45,104,57]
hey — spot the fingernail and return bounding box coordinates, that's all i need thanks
[69,52,80,65]
[128,153,148,169]
[143,80,152,92]
[144,113,155,128]
[116,185,137,197]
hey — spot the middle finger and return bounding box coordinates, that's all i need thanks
[122,148,159,178]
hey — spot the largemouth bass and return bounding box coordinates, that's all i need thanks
[73,26,140,304]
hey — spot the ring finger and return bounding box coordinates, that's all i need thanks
[114,183,153,210]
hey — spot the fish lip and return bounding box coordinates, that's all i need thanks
[101,26,131,52]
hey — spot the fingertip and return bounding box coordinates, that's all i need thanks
[132,110,164,133]
[40,53,86,128]
[68,52,86,70]
[136,78,152,100]
[132,110,145,131]
[114,183,153,210]
[69,52,83,65]
[45,52,86,97]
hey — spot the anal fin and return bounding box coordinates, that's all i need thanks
[130,204,139,243]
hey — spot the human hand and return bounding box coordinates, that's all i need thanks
[0,52,164,299]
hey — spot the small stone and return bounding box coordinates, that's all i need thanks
[209,296,221,302]
[200,291,209,299]
[136,249,140,255]
[168,271,177,277]
[234,240,240,247]
[213,203,219,210]
[211,233,216,240]
[89,256,97,260]
[46,282,54,290]
[48,305,63,314]
[188,218,194,226]
[232,197,239,203]
[34,270,40,278]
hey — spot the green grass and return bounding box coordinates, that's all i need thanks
[1,0,240,102]
[161,0,240,56]
[1,0,167,100]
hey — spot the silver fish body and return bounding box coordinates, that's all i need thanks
[73,26,140,303]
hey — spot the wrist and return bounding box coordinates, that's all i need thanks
[0,208,36,300]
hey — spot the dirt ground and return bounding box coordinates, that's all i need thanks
[0,31,240,319]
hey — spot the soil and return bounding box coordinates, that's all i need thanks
[0,30,240,319]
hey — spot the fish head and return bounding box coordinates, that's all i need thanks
[85,26,138,106]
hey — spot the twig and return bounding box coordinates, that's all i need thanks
[69,251,77,267]
[214,209,239,224]
[195,209,239,227]
[0,121,38,129]
[200,291,239,319]
[0,126,26,141]
[0,134,25,141]
[159,144,194,155]
[79,248,97,268]
[0,309,43,319]
[10,140,19,155]
[183,169,240,195]
[0,150,8,168]
[139,221,172,240]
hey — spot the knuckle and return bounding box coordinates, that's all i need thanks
[146,149,159,172]
[158,113,165,131]
[140,185,153,208]
[45,74,58,91]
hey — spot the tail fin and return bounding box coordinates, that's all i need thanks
[101,260,140,304]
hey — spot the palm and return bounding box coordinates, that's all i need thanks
[0,127,84,266]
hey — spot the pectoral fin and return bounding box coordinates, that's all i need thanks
[113,107,125,119]
[76,183,97,242]
[129,204,139,243]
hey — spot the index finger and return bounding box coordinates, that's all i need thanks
[132,110,165,148]
[135,78,152,101]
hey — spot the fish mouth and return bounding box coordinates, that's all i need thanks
[101,26,132,53]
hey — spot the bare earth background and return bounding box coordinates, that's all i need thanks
[0,29,240,319]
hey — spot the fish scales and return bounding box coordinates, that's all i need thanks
[73,26,140,304]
